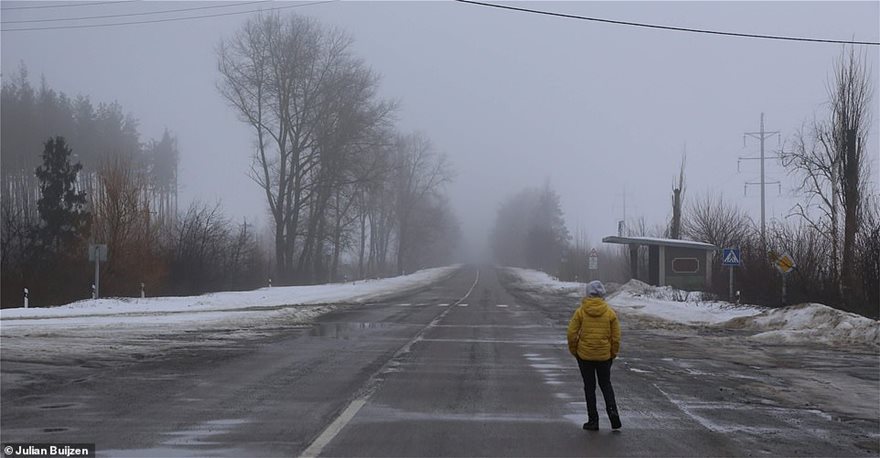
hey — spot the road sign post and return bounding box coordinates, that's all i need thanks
[770,252,796,306]
[89,244,108,300]
[782,274,788,307]
[721,248,742,301]
[588,248,599,282]
[729,268,734,301]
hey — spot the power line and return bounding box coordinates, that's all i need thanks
[1,0,335,32]
[2,1,269,25]
[454,0,880,46]
[1,1,135,11]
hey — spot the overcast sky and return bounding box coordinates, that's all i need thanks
[3,1,878,260]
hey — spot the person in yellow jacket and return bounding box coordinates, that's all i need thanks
[567,280,621,431]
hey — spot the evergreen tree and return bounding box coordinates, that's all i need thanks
[491,183,570,272]
[35,136,90,251]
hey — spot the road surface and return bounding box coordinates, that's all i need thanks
[1,266,877,456]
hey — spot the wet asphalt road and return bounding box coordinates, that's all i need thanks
[1,265,878,457]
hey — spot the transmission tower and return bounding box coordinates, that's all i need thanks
[739,112,783,248]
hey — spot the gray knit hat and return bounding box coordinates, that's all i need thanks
[586,280,606,297]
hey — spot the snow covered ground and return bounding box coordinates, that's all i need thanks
[503,267,879,348]
[1,265,460,325]
[0,266,461,370]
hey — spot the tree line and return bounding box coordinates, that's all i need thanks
[217,13,458,284]
[0,68,265,308]
[492,47,878,318]
[1,13,460,308]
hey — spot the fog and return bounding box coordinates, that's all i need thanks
[3,1,878,262]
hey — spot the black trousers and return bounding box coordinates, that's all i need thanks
[577,358,617,417]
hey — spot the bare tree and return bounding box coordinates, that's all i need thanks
[91,152,165,296]
[669,152,686,239]
[392,133,454,275]
[682,192,753,249]
[858,198,879,314]
[218,14,330,281]
[218,13,395,283]
[295,58,394,282]
[783,46,874,305]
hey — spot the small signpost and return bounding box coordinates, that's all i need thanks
[770,251,796,305]
[721,248,742,301]
[588,248,599,282]
[88,244,108,300]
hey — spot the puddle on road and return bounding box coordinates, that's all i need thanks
[38,403,80,410]
[308,322,396,338]
[101,419,251,458]
[530,363,564,370]
[162,418,250,446]
[628,367,653,374]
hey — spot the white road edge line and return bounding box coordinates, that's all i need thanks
[299,268,480,458]
[300,398,367,458]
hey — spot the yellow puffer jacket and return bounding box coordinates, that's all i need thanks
[567,297,620,361]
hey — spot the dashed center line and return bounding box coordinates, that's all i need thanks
[396,302,514,308]
[301,269,481,458]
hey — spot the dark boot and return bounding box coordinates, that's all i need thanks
[583,410,599,430]
[607,406,621,429]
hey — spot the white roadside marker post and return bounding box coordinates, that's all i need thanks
[140,282,145,299]
[23,288,28,308]
[94,245,100,300]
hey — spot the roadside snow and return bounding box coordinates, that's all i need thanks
[608,279,764,325]
[503,267,879,348]
[723,303,880,347]
[503,267,589,298]
[0,266,462,375]
[1,265,460,324]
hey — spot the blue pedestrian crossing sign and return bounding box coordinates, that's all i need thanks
[722,248,742,267]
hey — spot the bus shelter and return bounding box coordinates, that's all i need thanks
[602,236,718,291]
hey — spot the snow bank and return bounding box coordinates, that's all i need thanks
[607,279,764,325]
[1,265,461,325]
[503,267,585,297]
[723,303,880,348]
[504,267,880,348]
[503,268,757,325]
[613,279,717,303]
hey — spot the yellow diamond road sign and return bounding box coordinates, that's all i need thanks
[774,253,796,274]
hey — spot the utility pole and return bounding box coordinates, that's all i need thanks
[740,112,781,248]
